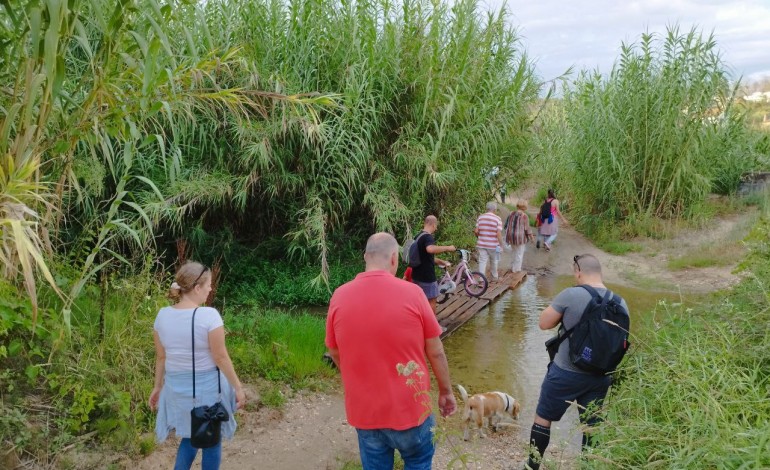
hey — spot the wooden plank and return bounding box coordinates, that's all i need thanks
[437,296,474,324]
[436,296,471,325]
[431,272,527,338]
[435,294,468,319]
[442,299,490,337]
[480,271,527,300]
[508,271,527,289]
[435,290,468,313]
[481,282,510,301]
[441,297,479,325]
[478,273,512,300]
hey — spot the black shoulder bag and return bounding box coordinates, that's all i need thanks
[190,307,230,449]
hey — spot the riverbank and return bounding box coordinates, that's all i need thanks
[120,198,760,470]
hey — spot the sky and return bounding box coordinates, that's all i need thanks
[484,0,770,85]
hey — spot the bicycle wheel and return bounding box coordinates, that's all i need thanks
[436,293,450,304]
[463,271,488,297]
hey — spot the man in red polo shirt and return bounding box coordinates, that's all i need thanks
[326,232,457,470]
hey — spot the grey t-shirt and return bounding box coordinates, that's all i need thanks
[550,286,629,374]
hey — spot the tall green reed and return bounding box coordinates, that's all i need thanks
[543,26,758,238]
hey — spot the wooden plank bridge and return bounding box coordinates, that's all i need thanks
[437,271,527,338]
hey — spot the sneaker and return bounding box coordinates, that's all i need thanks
[441,326,448,333]
[536,240,540,249]
[544,242,551,251]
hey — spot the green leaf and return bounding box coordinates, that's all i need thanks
[8,339,22,356]
[25,365,40,381]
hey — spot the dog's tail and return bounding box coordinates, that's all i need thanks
[457,384,469,402]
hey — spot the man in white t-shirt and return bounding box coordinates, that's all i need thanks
[474,201,504,281]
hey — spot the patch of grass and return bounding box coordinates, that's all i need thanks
[338,460,363,470]
[260,384,287,409]
[227,309,336,385]
[138,436,156,456]
[598,240,643,255]
[667,215,750,270]
[667,243,745,270]
[620,270,676,292]
[216,242,362,309]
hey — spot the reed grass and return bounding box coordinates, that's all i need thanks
[1,0,541,311]
[540,26,760,239]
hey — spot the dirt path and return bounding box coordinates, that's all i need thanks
[128,202,753,470]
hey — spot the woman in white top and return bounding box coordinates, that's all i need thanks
[149,261,245,470]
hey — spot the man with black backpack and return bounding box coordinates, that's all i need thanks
[525,254,630,470]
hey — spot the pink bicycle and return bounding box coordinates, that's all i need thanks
[436,249,488,304]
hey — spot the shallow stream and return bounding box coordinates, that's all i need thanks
[441,274,682,451]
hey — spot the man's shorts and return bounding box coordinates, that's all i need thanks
[535,363,612,422]
[413,281,439,300]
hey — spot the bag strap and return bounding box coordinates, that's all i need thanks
[549,285,612,351]
[579,284,613,306]
[580,284,625,314]
[192,307,221,401]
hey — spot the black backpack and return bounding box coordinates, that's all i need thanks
[539,199,553,224]
[548,285,631,375]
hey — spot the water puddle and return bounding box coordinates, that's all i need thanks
[441,275,682,451]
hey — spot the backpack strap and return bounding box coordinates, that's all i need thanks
[581,284,628,315]
[579,284,613,306]
[549,285,610,350]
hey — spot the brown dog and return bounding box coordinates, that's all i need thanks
[457,384,520,440]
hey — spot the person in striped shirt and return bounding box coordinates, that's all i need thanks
[474,202,504,281]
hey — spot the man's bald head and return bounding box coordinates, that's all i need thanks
[574,254,601,276]
[423,215,438,233]
[364,232,400,273]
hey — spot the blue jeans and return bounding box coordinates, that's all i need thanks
[356,415,436,470]
[174,438,221,470]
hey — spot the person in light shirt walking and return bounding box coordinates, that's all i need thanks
[474,201,504,281]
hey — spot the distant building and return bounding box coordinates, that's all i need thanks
[744,91,770,102]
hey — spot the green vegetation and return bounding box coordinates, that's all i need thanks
[589,216,770,468]
[597,240,643,256]
[538,27,762,243]
[228,310,333,385]
[213,239,362,308]
[2,0,540,460]
[2,0,770,466]
[667,242,744,270]
[0,274,332,463]
[1,0,541,314]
